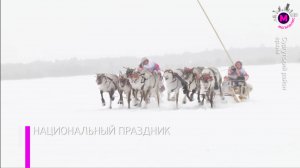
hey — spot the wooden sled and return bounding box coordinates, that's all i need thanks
[222,80,252,103]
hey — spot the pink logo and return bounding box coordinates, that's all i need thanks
[272,3,297,29]
[279,13,289,23]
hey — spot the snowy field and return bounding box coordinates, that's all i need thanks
[2,63,300,167]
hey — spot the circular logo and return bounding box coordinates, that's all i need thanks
[277,12,290,24]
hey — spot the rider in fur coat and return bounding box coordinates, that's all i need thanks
[139,57,165,92]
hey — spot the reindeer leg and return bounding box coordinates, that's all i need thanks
[145,89,150,104]
[100,90,105,106]
[186,91,193,102]
[110,90,115,101]
[156,89,160,107]
[132,90,136,106]
[219,84,225,100]
[190,89,196,101]
[183,95,187,104]
[200,94,205,105]
[136,90,141,102]
[109,90,115,109]
[210,91,215,108]
[127,90,131,109]
[207,91,211,108]
[118,90,124,105]
[133,90,139,106]
[148,89,151,104]
[176,91,179,109]
[139,91,144,107]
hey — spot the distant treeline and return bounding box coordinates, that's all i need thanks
[2,47,300,80]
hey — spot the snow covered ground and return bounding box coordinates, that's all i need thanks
[2,63,300,167]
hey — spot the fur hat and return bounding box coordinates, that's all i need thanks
[235,61,242,66]
[141,57,148,64]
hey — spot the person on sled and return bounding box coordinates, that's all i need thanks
[223,60,252,100]
[138,57,165,92]
[226,61,249,86]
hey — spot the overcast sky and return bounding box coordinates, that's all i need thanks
[2,0,300,63]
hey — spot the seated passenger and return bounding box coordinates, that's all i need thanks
[227,61,249,86]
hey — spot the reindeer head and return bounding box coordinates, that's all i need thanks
[125,68,135,78]
[163,69,174,81]
[200,69,214,90]
[96,73,105,85]
[201,73,213,83]
[183,67,195,81]
[118,74,128,88]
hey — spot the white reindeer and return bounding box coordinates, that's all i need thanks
[163,69,184,108]
[125,68,160,107]
[199,67,224,108]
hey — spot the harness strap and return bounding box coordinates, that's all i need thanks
[170,75,177,83]
[173,73,187,86]
[173,73,189,95]
[137,73,147,90]
[105,76,118,89]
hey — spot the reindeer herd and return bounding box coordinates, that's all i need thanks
[96,66,230,109]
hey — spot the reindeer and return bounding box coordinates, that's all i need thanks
[118,73,132,108]
[163,69,185,108]
[125,68,160,107]
[142,70,161,107]
[125,68,142,106]
[96,73,122,109]
[182,67,204,104]
[199,67,224,108]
